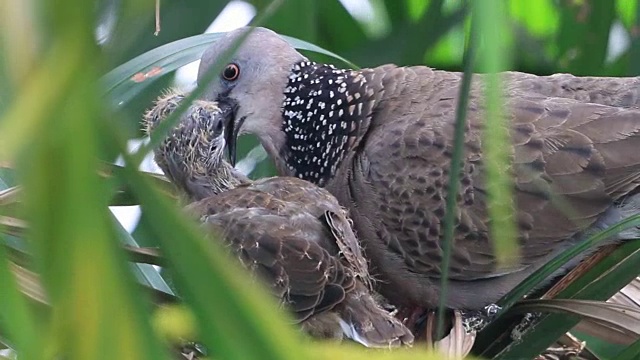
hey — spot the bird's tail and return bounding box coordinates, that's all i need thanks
[338,283,414,348]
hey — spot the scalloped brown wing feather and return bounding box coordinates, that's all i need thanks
[329,65,640,309]
[198,206,353,322]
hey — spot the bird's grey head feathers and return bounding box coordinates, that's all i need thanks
[197,27,306,165]
[143,91,232,198]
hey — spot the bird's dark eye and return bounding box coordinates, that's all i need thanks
[222,63,240,81]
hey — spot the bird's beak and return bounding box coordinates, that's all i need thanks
[216,97,240,166]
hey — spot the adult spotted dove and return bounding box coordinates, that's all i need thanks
[143,91,414,347]
[196,27,640,317]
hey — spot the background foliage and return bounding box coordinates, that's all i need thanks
[1,0,639,359]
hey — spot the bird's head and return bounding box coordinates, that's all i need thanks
[197,27,306,166]
[143,91,233,193]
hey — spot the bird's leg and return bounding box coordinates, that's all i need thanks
[460,303,502,333]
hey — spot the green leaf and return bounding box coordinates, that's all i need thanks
[256,0,319,43]
[627,0,640,75]
[0,241,42,360]
[556,1,616,75]
[614,337,640,360]
[110,213,176,297]
[350,0,467,67]
[13,2,170,358]
[509,1,559,37]
[102,32,225,107]
[616,0,638,28]
[475,0,518,267]
[491,242,640,359]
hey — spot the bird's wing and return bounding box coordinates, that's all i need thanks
[250,177,371,283]
[200,206,356,322]
[189,177,373,287]
[353,66,640,281]
[505,72,640,108]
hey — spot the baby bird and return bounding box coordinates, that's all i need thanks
[143,90,414,347]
